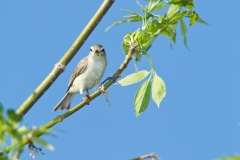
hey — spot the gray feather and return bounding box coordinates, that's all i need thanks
[67,56,88,92]
[53,92,74,111]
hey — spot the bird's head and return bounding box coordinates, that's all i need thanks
[89,44,106,57]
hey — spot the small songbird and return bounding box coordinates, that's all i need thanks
[53,44,107,111]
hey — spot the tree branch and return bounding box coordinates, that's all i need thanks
[130,153,160,160]
[0,45,136,156]
[39,45,136,130]
[16,0,115,117]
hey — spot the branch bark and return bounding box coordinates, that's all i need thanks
[16,0,115,117]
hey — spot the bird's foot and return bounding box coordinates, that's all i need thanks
[85,94,91,105]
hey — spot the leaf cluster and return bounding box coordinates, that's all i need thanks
[119,70,166,116]
[0,103,54,159]
[106,0,208,116]
[107,0,208,52]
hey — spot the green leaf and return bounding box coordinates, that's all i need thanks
[17,126,29,135]
[186,12,209,26]
[165,4,181,19]
[142,16,153,30]
[0,125,11,131]
[105,9,142,32]
[152,73,166,107]
[105,20,130,31]
[105,17,142,32]
[170,23,177,44]
[161,23,177,46]
[122,30,154,61]
[196,16,210,26]
[7,109,22,123]
[145,0,166,12]
[122,33,132,54]
[180,19,190,50]
[136,0,145,12]
[169,11,187,24]
[118,70,150,86]
[122,9,141,16]
[190,11,198,26]
[152,4,167,11]
[137,30,155,52]
[32,137,54,151]
[147,20,161,36]
[134,79,151,116]
[168,0,194,9]
[124,15,143,22]
[122,30,141,55]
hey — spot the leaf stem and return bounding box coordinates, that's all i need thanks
[145,52,155,72]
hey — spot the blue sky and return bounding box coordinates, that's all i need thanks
[0,1,240,160]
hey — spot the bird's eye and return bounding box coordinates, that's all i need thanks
[101,49,105,52]
[90,49,92,52]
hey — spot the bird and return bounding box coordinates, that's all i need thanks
[53,44,107,111]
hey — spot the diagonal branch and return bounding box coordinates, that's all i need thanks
[130,153,160,160]
[16,0,115,117]
[0,45,136,156]
[39,45,136,130]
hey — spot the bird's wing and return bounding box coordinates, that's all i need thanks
[66,56,88,92]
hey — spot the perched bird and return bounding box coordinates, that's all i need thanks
[53,44,107,111]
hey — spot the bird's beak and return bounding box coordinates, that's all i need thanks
[94,51,99,56]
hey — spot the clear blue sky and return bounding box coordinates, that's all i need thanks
[0,1,240,160]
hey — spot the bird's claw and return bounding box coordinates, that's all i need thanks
[85,94,91,105]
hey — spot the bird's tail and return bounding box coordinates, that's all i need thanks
[53,92,74,111]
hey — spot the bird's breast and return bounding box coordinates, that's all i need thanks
[70,57,107,94]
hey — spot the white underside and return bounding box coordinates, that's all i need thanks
[68,55,106,95]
